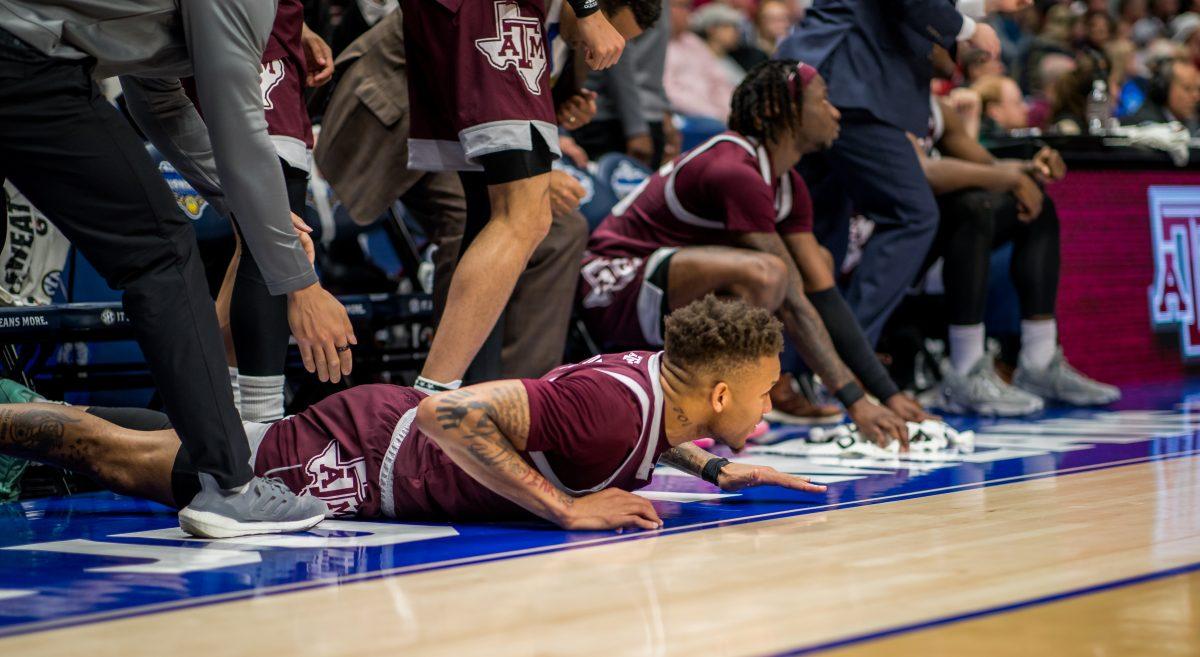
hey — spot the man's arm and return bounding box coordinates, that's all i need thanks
[910,133,1020,195]
[415,382,662,530]
[936,97,995,165]
[895,0,969,46]
[660,443,827,492]
[178,0,317,295]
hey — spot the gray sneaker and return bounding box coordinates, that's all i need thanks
[938,356,1045,417]
[1013,348,1121,406]
[178,474,327,539]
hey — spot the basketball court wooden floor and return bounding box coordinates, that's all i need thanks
[0,381,1198,656]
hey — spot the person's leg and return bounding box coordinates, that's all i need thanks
[0,34,251,489]
[667,246,789,311]
[419,159,553,387]
[932,189,1043,416]
[229,161,303,421]
[1003,195,1119,404]
[400,172,468,325]
[500,210,589,378]
[0,403,178,506]
[994,193,1061,370]
[828,114,939,345]
[936,189,999,376]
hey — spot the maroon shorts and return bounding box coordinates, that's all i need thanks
[399,0,560,172]
[260,56,313,171]
[577,247,678,351]
[252,384,424,519]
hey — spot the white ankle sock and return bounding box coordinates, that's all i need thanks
[228,367,241,409]
[948,324,986,376]
[1020,318,1058,370]
[414,376,462,394]
[239,374,286,422]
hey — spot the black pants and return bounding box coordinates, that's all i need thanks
[930,188,1060,325]
[226,162,303,377]
[0,28,251,488]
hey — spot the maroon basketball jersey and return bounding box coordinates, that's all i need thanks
[588,132,814,259]
[254,353,672,522]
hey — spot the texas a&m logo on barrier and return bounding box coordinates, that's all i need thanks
[475,1,548,95]
[1148,186,1200,359]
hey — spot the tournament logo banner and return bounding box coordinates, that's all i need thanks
[1148,186,1200,359]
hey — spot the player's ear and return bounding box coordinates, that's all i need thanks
[710,381,731,413]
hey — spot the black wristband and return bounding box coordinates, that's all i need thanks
[701,457,730,485]
[834,381,865,408]
[568,0,600,18]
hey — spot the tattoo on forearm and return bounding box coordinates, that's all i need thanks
[660,444,711,477]
[433,385,572,511]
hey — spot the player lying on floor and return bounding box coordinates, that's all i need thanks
[0,297,826,536]
[579,60,932,444]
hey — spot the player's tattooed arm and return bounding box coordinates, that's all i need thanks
[659,442,716,478]
[735,231,855,390]
[416,382,580,525]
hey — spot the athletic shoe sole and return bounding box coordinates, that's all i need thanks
[177,508,326,539]
[764,409,845,426]
[936,392,1043,417]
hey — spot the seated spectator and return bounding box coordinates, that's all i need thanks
[751,0,794,57]
[1119,0,1149,42]
[973,75,1030,138]
[912,90,1121,415]
[1121,56,1200,132]
[691,3,757,87]
[1049,50,1111,134]
[1026,53,1077,129]
[1084,9,1117,51]
[665,0,736,122]
[1171,12,1200,68]
[1132,0,1180,45]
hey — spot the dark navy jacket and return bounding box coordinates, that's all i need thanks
[776,0,963,134]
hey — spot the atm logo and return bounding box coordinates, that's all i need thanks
[1148,186,1200,359]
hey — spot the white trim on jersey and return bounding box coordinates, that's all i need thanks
[530,352,666,494]
[662,133,794,230]
[379,408,418,518]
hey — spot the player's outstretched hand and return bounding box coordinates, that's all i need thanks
[716,463,827,493]
[885,392,939,423]
[576,13,625,70]
[287,283,357,384]
[560,488,662,531]
[847,399,909,449]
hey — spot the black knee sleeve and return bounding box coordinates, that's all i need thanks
[476,127,555,185]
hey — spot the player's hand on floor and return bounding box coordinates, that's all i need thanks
[847,399,909,449]
[560,488,662,531]
[716,463,827,493]
[287,283,357,384]
[576,13,624,70]
[885,392,940,423]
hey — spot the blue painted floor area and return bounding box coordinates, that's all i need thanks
[2,380,1200,638]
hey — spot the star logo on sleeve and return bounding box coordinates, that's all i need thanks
[474,1,548,95]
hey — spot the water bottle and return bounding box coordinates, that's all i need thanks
[1086,79,1111,135]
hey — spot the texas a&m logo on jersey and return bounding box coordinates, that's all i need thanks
[475,1,548,95]
[1148,186,1200,359]
[303,441,368,517]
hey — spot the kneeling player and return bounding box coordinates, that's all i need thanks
[0,297,823,536]
[579,61,931,445]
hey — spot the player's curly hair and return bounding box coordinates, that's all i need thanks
[729,60,803,146]
[601,0,662,29]
[664,295,783,375]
